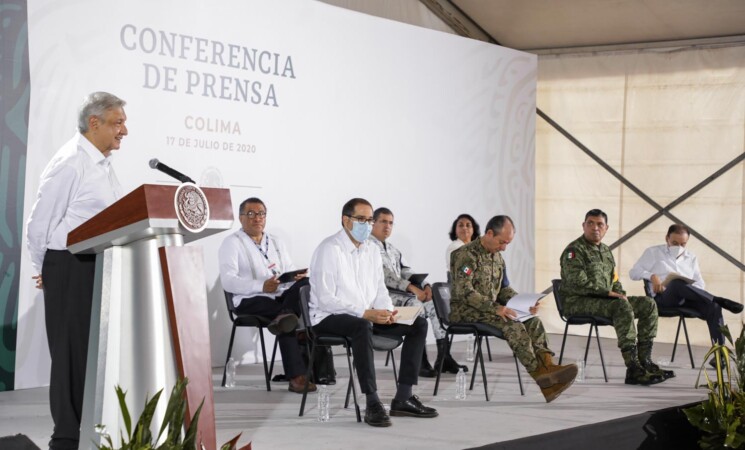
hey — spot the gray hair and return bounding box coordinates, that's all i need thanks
[485,215,514,235]
[77,92,126,133]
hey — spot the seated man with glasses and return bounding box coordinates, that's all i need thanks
[369,207,467,377]
[309,198,438,427]
[219,197,318,393]
[629,223,742,359]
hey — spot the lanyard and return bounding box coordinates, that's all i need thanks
[251,233,281,276]
[253,233,270,261]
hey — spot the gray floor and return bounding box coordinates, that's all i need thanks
[0,334,711,450]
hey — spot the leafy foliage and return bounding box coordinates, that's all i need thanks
[95,377,248,450]
[684,326,745,449]
[96,377,204,450]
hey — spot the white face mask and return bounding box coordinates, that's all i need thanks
[668,245,684,258]
[349,221,372,242]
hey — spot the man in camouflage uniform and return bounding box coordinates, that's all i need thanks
[559,209,673,385]
[370,207,468,378]
[451,215,577,402]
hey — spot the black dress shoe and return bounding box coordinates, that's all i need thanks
[364,401,392,427]
[390,395,438,418]
[419,366,436,378]
[442,355,466,374]
[714,297,744,314]
[316,376,336,385]
[267,314,298,335]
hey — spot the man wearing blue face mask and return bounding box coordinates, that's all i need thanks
[630,224,743,350]
[309,198,437,427]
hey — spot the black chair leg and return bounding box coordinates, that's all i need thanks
[384,351,390,367]
[345,345,361,422]
[594,324,608,382]
[344,369,352,408]
[485,336,493,361]
[389,350,398,386]
[476,336,489,401]
[470,335,480,376]
[681,318,695,369]
[671,317,683,363]
[258,328,272,392]
[469,336,479,391]
[558,323,570,364]
[299,344,318,417]
[513,354,524,395]
[433,333,452,396]
[222,325,238,387]
[269,335,278,379]
[583,325,593,363]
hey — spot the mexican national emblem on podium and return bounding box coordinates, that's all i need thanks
[175,182,210,233]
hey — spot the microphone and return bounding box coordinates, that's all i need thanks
[149,158,195,184]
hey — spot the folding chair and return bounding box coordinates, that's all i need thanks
[552,279,610,382]
[222,290,278,390]
[431,282,524,401]
[644,279,705,369]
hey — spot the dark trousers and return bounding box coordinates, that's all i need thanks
[42,250,96,450]
[656,279,723,344]
[313,314,427,394]
[235,278,308,377]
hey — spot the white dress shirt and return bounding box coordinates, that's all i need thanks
[629,244,705,290]
[218,229,297,308]
[445,239,466,271]
[309,229,393,326]
[26,133,123,273]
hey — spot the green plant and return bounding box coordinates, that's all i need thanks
[684,325,745,449]
[96,377,247,450]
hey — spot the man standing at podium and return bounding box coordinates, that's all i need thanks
[26,92,127,450]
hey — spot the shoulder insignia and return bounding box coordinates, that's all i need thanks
[461,265,473,276]
[567,251,575,260]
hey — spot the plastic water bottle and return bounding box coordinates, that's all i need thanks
[575,357,585,383]
[455,368,467,400]
[225,357,236,388]
[465,335,475,362]
[317,385,330,422]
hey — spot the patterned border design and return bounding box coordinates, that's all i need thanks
[0,0,30,391]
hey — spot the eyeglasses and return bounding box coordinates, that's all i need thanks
[240,211,267,218]
[345,214,374,225]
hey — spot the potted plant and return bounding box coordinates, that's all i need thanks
[96,377,249,450]
[684,325,745,449]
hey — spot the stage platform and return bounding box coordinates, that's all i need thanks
[0,334,709,449]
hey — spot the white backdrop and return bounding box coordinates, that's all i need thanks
[17,0,536,389]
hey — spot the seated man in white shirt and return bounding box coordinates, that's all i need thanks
[309,198,438,427]
[218,197,316,393]
[369,207,467,377]
[629,223,743,349]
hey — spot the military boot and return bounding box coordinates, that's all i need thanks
[529,354,578,388]
[540,352,577,372]
[540,377,576,403]
[638,342,675,380]
[622,346,664,386]
[435,339,467,374]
